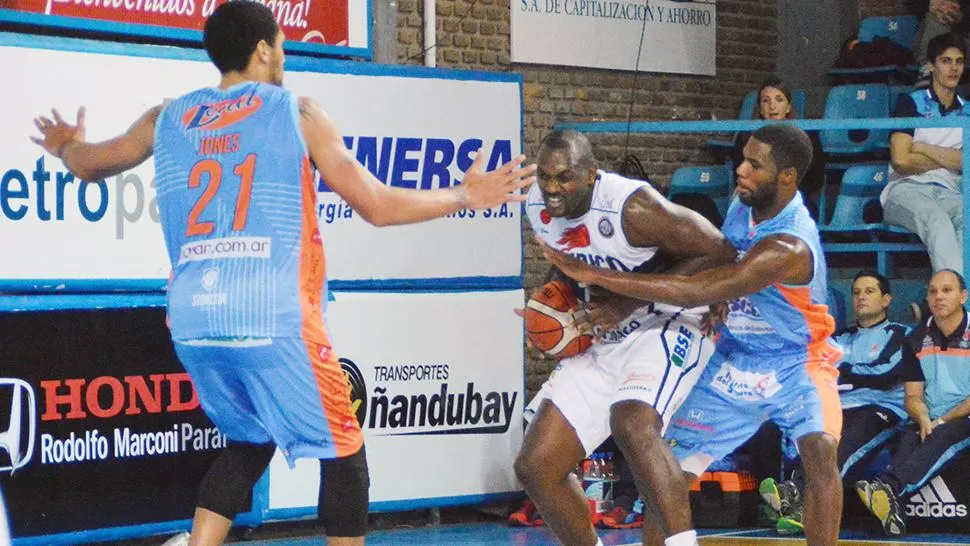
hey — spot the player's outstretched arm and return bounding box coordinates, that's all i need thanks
[542,234,813,309]
[299,97,535,227]
[31,106,159,181]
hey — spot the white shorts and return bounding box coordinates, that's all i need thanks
[525,312,713,456]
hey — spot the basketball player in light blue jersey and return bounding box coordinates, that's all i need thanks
[545,124,844,545]
[30,4,534,545]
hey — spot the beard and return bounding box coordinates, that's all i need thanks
[738,182,777,209]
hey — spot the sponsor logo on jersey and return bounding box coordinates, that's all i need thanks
[598,217,614,237]
[557,225,591,250]
[182,92,263,131]
[710,362,781,401]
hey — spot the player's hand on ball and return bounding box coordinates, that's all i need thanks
[701,301,728,338]
[581,287,640,340]
[514,306,558,359]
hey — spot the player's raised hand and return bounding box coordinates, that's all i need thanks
[31,107,86,158]
[459,149,536,209]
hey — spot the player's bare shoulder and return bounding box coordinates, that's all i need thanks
[620,183,667,246]
[298,97,330,124]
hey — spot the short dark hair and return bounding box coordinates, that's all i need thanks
[203,1,280,74]
[854,269,891,295]
[927,32,967,64]
[756,75,796,120]
[935,268,968,290]
[750,124,813,182]
[537,129,598,172]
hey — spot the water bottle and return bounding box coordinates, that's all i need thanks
[583,454,607,504]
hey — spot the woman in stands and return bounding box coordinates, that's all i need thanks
[734,76,826,220]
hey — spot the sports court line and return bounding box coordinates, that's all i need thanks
[614,527,970,546]
[613,528,764,546]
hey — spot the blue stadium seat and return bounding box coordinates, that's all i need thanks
[820,165,925,276]
[737,90,758,121]
[857,15,919,50]
[827,288,847,332]
[820,84,891,156]
[889,85,915,111]
[668,165,733,220]
[828,16,920,84]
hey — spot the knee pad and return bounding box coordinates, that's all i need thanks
[319,445,370,537]
[197,441,276,520]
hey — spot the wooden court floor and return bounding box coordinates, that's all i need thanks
[152,523,969,545]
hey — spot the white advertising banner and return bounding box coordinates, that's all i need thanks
[266,290,525,509]
[511,0,716,75]
[0,34,523,287]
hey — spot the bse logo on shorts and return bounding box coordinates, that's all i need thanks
[670,325,694,368]
[340,359,367,429]
[0,378,38,474]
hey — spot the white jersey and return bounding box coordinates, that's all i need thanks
[525,170,699,344]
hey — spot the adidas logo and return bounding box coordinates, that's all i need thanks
[906,476,968,518]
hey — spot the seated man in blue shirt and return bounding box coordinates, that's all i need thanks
[761,270,912,535]
[881,32,970,272]
[856,268,970,536]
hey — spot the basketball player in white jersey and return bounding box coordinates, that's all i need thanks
[515,129,736,546]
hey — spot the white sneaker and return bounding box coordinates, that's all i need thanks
[159,531,191,546]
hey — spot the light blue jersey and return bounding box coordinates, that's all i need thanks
[154,82,329,344]
[835,320,911,419]
[717,193,838,361]
[902,312,970,420]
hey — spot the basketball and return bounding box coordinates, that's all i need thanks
[524,281,593,358]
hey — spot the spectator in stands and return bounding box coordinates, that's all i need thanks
[907,0,970,86]
[733,77,825,220]
[882,32,969,273]
[855,268,970,536]
[760,270,912,536]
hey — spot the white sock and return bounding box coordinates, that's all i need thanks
[665,529,699,546]
[594,539,604,546]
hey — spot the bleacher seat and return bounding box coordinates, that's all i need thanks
[820,84,891,157]
[668,165,733,220]
[888,85,915,111]
[828,16,920,84]
[820,165,925,276]
[827,288,847,332]
[857,15,919,48]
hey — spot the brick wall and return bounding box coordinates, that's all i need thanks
[859,0,903,19]
[397,0,779,396]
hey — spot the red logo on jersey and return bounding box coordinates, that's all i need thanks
[557,225,591,250]
[539,209,552,224]
[182,93,263,131]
